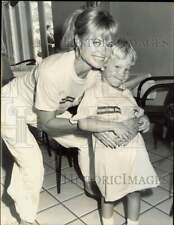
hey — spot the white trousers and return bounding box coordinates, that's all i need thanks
[1,81,91,223]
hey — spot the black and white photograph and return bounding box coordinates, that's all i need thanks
[1,1,174,225]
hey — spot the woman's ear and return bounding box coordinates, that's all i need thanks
[75,35,81,48]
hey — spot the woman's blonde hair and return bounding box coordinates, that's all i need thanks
[111,39,137,65]
[60,7,118,51]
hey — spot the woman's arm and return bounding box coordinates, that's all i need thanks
[78,116,139,140]
[125,74,149,90]
[37,110,78,137]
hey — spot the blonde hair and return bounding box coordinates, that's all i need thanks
[60,7,118,51]
[111,39,137,65]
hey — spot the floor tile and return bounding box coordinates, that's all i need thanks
[150,144,172,157]
[61,156,72,170]
[153,166,169,178]
[33,221,39,225]
[142,187,170,206]
[1,131,173,225]
[155,198,173,215]
[148,152,163,163]
[37,204,77,225]
[153,159,173,173]
[61,167,79,181]
[71,177,84,189]
[44,158,56,169]
[160,174,173,193]
[113,199,126,217]
[48,182,84,202]
[42,147,73,170]
[44,163,55,176]
[38,191,59,212]
[139,207,173,225]
[43,173,66,190]
[63,194,98,217]
[140,200,154,214]
[113,199,152,216]
[81,210,125,225]
[66,219,86,225]
[40,144,54,159]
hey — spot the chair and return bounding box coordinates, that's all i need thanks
[46,137,79,193]
[136,76,174,149]
[42,105,79,194]
[165,103,174,216]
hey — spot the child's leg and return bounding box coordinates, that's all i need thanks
[101,197,114,225]
[126,191,141,225]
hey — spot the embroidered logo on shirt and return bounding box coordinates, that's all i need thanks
[59,96,75,104]
[97,106,121,114]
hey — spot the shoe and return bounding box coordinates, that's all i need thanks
[126,219,139,225]
[1,201,18,225]
[102,216,114,225]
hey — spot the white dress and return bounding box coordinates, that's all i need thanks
[72,80,160,201]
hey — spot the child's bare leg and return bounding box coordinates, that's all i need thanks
[101,197,114,225]
[126,191,141,225]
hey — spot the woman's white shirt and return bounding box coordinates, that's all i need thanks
[35,51,99,113]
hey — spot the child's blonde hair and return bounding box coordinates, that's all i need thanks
[111,39,137,65]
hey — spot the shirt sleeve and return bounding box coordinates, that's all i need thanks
[35,65,61,111]
[70,88,97,124]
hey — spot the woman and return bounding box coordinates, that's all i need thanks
[1,7,147,225]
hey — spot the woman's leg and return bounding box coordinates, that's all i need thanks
[126,191,141,225]
[101,197,114,225]
[1,90,44,223]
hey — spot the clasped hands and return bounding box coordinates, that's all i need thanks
[94,115,150,149]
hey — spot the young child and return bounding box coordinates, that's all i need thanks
[71,39,160,225]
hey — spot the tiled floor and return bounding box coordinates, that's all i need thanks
[1,132,173,225]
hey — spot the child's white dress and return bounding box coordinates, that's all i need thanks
[72,80,160,201]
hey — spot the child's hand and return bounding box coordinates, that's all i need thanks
[138,115,150,133]
[134,107,144,118]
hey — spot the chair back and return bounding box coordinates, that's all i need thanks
[137,76,174,107]
[136,76,174,123]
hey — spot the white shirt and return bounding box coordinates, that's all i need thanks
[35,51,99,113]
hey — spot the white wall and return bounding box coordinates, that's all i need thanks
[110,2,174,76]
[52,1,85,50]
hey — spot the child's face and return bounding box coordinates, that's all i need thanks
[103,55,132,88]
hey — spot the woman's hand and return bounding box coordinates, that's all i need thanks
[93,131,119,149]
[93,118,139,148]
[138,115,150,133]
[117,118,139,139]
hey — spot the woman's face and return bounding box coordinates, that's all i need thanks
[77,31,113,69]
[103,55,132,88]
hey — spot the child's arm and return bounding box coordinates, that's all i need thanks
[125,74,150,90]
